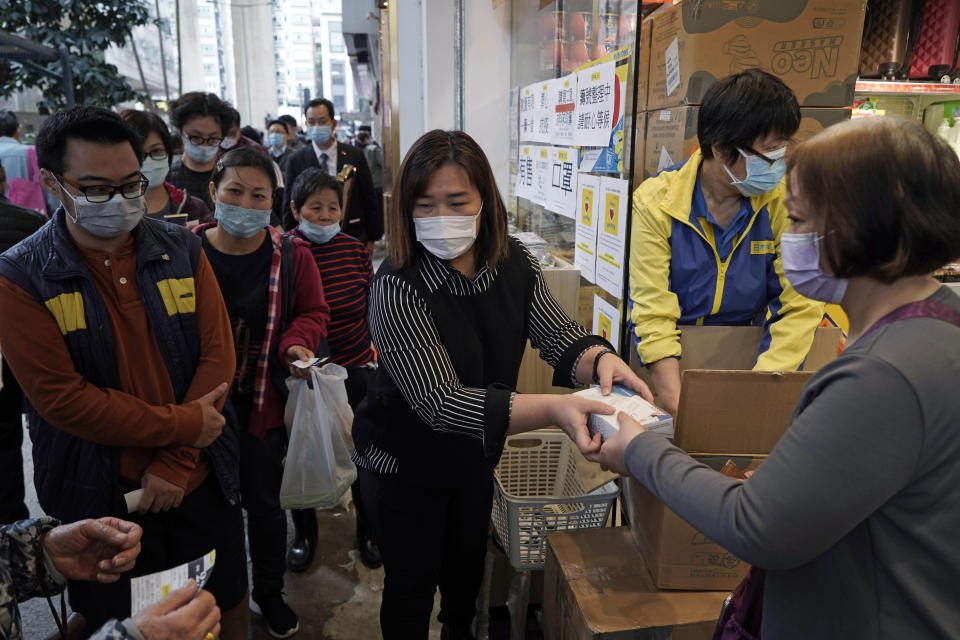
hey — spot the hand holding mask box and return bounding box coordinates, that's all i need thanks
[575,384,673,441]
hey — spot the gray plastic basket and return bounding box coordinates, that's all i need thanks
[491,431,618,570]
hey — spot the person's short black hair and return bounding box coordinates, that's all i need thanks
[290,168,341,211]
[0,110,18,138]
[278,114,298,131]
[226,107,241,128]
[357,125,371,134]
[212,147,278,192]
[120,109,173,163]
[240,125,262,144]
[168,92,231,137]
[304,98,335,121]
[698,69,801,163]
[35,105,143,175]
[267,119,289,134]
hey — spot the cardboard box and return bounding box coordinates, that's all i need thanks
[641,106,851,179]
[545,527,726,639]
[645,0,866,110]
[635,18,653,113]
[627,369,814,590]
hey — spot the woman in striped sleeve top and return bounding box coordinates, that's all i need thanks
[351,130,652,639]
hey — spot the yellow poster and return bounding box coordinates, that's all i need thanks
[598,312,612,341]
[603,191,620,235]
[580,187,594,226]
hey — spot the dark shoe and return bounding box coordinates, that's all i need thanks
[441,622,476,640]
[286,536,316,573]
[255,593,300,639]
[357,533,382,569]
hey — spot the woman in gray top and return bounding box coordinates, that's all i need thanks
[599,116,960,640]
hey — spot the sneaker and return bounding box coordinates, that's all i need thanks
[255,593,300,638]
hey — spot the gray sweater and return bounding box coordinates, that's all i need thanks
[625,286,960,639]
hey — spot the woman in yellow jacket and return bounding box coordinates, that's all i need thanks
[630,69,824,415]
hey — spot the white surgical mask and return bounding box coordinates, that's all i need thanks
[413,203,482,261]
[183,138,218,164]
[780,232,849,304]
[140,156,169,188]
[57,179,146,238]
[220,135,238,150]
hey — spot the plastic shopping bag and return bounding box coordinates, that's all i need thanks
[280,363,357,509]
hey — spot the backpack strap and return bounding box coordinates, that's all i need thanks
[862,299,960,341]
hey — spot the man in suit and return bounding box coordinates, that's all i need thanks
[282,98,382,252]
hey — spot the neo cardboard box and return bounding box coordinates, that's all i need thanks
[545,527,727,639]
[641,106,851,179]
[627,369,814,591]
[645,0,866,111]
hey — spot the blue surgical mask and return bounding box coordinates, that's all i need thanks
[780,232,849,304]
[183,138,219,164]
[140,156,169,188]
[308,125,333,146]
[723,146,787,197]
[299,219,340,244]
[268,132,285,149]
[214,200,271,239]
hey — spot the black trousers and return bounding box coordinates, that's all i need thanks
[359,467,493,638]
[291,366,373,542]
[0,358,28,524]
[240,424,288,601]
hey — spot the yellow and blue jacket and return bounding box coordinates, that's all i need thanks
[629,149,824,371]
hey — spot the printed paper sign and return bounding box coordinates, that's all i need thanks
[131,550,216,615]
[535,81,552,143]
[509,87,519,143]
[592,294,621,348]
[517,145,535,200]
[665,37,681,97]
[576,46,631,174]
[546,147,577,218]
[519,84,537,142]
[549,74,577,145]
[595,176,629,299]
[574,60,617,148]
[574,173,601,283]
[532,146,552,207]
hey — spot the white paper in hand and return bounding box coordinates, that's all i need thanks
[575,384,673,441]
[130,550,216,615]
[124,489,144,514]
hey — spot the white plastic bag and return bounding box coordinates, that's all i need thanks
[280,363,357,509]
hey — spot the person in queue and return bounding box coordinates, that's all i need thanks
[351,130,651,639]
[196,148,329,639]
[267,120,295,170]
[0,105,247,638]
[0,517,221,640]
[629,69,824,416]
[601,116,960,638]
[166,92,232,211]
[281,98,381,253]
[284,169,381,572]
[119,110,210,227]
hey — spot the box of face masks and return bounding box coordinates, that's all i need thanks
[575,384,673,441]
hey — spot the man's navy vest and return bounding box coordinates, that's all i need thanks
[0,211,239,523]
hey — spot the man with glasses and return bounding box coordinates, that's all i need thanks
[0,105,251,638]
[629,69,824,416]
[166,92,232,211]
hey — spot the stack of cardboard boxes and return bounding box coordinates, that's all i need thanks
[632,0,867,183]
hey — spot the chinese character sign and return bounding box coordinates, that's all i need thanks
[574,173,601,284]
[519,84,537,143]
[516,145,535,201]
[574,60,617,148]
[595,176,629,299]
[550,74,577,145]
[546,147,577,218]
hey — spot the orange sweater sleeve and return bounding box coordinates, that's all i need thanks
[0,277,204,448]
[144,252,236,489]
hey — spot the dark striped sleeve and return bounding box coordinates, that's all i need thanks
[368,274,511,448]
[519,245,605,386]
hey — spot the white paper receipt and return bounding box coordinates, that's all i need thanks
[575,384,674,441]
[130,550,216,615]
[292,357,321,369]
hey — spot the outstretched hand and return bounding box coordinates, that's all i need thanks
[43,518,142,582]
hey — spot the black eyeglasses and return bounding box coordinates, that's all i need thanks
[145,149,169,161]
[57,174,149,203]
[185,134,223,147]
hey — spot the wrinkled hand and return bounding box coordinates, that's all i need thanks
[139,473,185,514]
[43,518,142,582]
[192,382,229,448]
[132,580,221,640]
[285,344,315,379]
[597,411,647,474]
[595,353,654,401]
[549,394,613,459]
